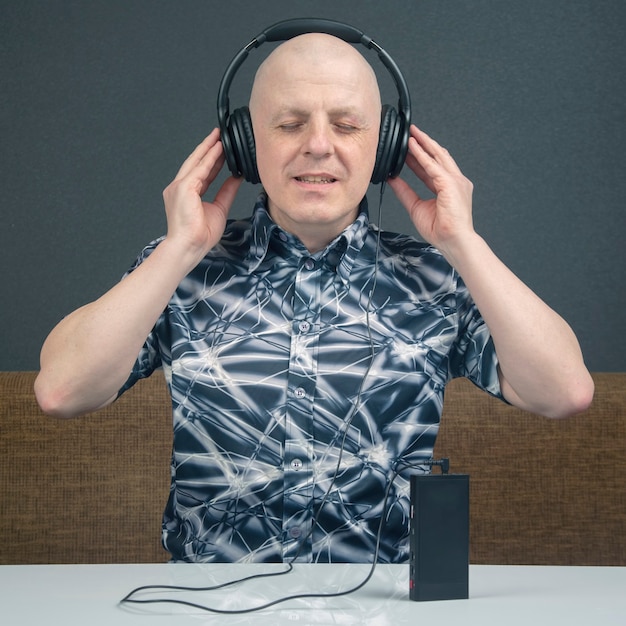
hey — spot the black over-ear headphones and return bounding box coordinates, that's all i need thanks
[217,18,411,185]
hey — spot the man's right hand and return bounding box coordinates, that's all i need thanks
[162,128,243,272]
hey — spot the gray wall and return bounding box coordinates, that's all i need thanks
[2,0,624,371]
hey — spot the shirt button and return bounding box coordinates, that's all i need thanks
[290,458,303,470]
[294,387,306,399]
[278,231,288,242]
[298,321,310,333]
[304,258,315,271]
[289,527,302,539]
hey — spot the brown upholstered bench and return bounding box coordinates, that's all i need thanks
[1,372,624,565]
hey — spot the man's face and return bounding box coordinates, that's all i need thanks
[249,34,381,252]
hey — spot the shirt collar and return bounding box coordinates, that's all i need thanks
[245,193,370,286]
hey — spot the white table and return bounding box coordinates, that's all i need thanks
[1,563,624,625]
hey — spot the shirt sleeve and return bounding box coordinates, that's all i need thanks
[449,275,504,400]
[116,238,167,397]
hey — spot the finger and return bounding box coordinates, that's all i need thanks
[402,136,437,195]
[411,126,462,173]
[197,149,226,197]
[212,176,244,219]
[174,128,221,180]
[180,138,226,198]
[387,174,421,212]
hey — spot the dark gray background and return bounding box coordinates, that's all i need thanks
[1,0,624,371]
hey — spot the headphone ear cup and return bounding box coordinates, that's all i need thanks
[221,115,239,179]
[372,104,402,184]
[228,106,259,184]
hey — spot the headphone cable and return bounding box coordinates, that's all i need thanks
[120,182,397,614]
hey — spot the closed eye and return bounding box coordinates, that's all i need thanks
[278,123,304,132]
[335,123,359,133]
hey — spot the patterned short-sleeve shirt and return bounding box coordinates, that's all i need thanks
[121,193,502,564]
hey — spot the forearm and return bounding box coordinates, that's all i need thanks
[35,238,196,417]
[443,233,594,418]
[388,126,593,417]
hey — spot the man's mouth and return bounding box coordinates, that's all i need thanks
[295,176,337,184]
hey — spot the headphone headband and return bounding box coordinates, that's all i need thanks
[261,17,368,43]
[217,18,411,184]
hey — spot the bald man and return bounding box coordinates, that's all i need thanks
[36,33,593,563]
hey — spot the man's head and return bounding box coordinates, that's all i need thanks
[249,33,382,252]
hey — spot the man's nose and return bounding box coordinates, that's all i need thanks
[302,119,334,157]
